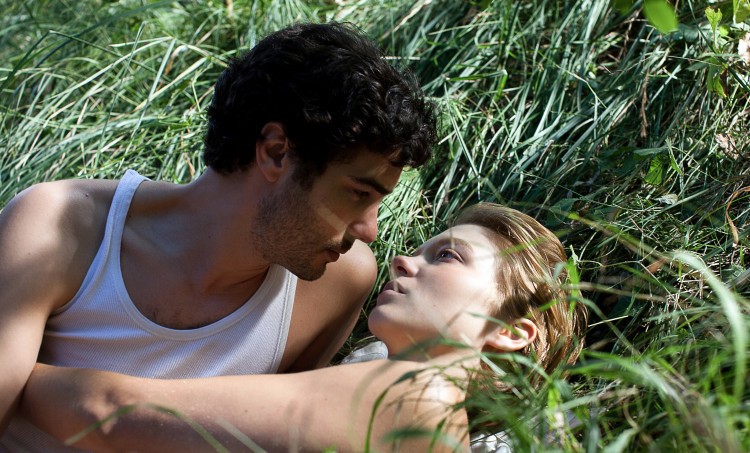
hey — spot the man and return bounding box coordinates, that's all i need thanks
[0,22,436,449]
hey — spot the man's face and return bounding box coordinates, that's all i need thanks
[252,148,402,281]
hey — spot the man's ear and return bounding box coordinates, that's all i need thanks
[484,318,538,352]
[256,122,292,183]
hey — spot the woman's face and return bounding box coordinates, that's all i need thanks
[368,224,501,356]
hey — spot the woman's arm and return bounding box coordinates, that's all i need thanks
[22,360,469,452]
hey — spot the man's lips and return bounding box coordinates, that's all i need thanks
[325,242,352,261]
[326,249,341,262]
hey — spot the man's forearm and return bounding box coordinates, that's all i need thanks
[21,360,471,452]
[0,389,22,435]
[0,354,38,435]
[20,365,116,451]
[21,365,258,452]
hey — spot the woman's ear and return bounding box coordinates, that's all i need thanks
[484,318,538,352]
[256,122,292,183]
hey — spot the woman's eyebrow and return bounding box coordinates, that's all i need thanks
[413,237,474,257]
[444,237,474,253]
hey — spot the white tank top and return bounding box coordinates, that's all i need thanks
[2,170,297,452]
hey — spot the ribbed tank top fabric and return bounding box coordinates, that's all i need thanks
[1,170,297,452]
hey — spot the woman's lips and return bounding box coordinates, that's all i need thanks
[380,281,404,295]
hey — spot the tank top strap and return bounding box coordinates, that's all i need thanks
[106,169,148,248]
[54,170,148,314]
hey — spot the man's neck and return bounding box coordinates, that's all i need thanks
[128,167,273,295]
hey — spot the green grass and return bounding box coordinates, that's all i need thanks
[1,0,748,451]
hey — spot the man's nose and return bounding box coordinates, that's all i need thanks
[347,204,379,244]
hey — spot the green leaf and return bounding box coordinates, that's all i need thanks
[736,0,750,23]
[644,155,664,186]
[633,147,667,158]
[707,57,727,97]
[603,428,638,453]
[705,6,722,33]
[613,0,633,14]
[547,198,576,227]
[643,0,679,33]
[494,69,508,100]
[668,152,681,175]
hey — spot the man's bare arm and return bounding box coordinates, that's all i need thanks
[22,359,469,452]
[0,182,106,432]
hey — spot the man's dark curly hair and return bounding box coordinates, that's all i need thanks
[203,22,437,182]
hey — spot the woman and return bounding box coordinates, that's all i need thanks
[20,203,586,452]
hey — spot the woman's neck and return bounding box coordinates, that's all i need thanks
[388,339,484,365]
[387,346,484,385]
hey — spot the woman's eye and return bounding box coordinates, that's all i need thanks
[436,249,460,262]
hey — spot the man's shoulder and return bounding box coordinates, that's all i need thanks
[282,241,378,371]
[292,240,377,316]
[4,178,118,231]
[6,178,119,209]
[338,240,377,271]
[310,241,377,294]
[0,178,121,312]
[1,178,121,280]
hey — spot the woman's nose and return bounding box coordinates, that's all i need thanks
[390,254,418,277]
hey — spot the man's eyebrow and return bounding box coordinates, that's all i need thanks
[352,176,393,195]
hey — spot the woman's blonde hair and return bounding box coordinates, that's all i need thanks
[453,202,587,381]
